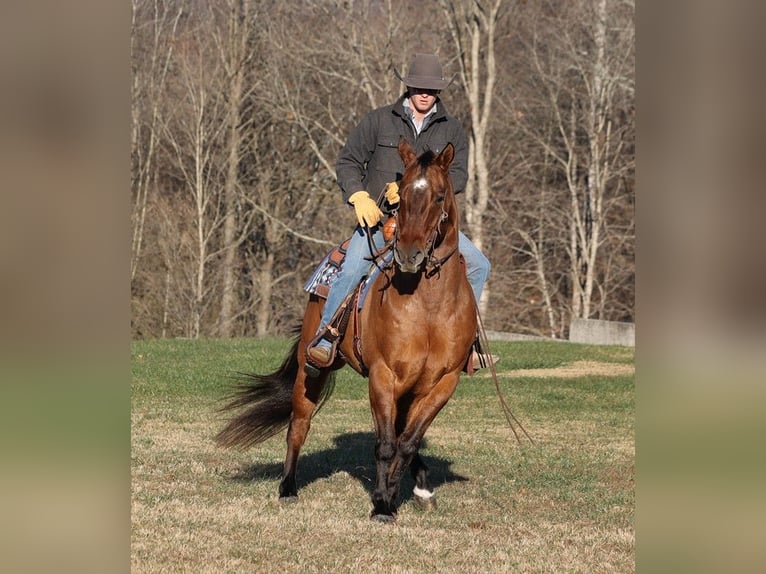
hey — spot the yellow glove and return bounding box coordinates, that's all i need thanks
[348,191,383,228]
[384,181,400,205]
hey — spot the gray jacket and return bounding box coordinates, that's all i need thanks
[335,94,469,212]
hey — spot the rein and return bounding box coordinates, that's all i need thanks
[387,205,457,278]
[378,181,531,445]
[425,244,457,278]
[364,225,391,273]
[363,191,396,273]
[475,306,534,446]
[422,208,457,277]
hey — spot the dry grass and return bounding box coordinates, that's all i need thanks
[132,338,634,573]
[489,360,635,379]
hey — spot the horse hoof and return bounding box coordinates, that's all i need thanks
[413,495,438,511]
[303,363,321,378]
[279,495,299,505]
[370,512,396,524]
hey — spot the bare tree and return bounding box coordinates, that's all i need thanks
[131,0,182,282]
[158,9,233,338]
[214,0,258,337]
[511,0,634,327]
[234,0,441,334]
[440,0,508,316]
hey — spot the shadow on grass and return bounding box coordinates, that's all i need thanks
[226,431,469,503]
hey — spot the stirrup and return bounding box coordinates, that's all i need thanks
[462,336,497,376]
[304,326,340,376]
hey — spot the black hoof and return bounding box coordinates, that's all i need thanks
[370,512,397,524]
[303,363,321,378]
[413,495,438,511]
[279,495,299,504]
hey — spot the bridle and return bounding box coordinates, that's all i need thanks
[364,168,458,278]
[421,208,457,278]
[385,183,458,277]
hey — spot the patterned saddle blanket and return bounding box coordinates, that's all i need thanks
[303,238,392,308]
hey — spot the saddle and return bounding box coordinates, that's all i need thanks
[302,238,389,376]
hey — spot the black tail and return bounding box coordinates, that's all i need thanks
[214,336,335,450]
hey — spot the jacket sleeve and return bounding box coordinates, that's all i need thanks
[335,112,377,204]
[448,121,469,195]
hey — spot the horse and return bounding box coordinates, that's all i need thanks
[215,139,478,522]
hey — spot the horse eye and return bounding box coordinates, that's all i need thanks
[436,193,445,204]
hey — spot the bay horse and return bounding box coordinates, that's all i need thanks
[216,139,477,522]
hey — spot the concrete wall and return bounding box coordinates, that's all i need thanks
[568,318,635,347]
[484,330,553,342]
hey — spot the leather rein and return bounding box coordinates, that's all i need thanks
[421,208,458,278]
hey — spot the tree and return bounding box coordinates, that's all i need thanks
[237,0,443,334]
[216,0,258,337]
[158,6,235,338]
[511,0,634,328]
[131,0,182,282]
[440,0,509,316]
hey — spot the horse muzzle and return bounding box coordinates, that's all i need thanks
[393,245,425,273]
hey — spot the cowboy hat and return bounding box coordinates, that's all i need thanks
[394,53,454,90]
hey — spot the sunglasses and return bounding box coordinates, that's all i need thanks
[408,87,440,96]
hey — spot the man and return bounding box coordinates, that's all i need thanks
[308,53,496,370]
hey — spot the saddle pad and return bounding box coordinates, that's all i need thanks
[303,240,391,308]
[303,238,349,299]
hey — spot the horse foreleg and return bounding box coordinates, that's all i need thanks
[396,372,461,511]
[382,433,420,511]
[369,369,398,522]
[371,435,397,521]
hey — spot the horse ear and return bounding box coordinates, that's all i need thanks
[437,143,455,169]
[398,138,417,167]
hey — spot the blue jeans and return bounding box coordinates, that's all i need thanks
[315,224,490,344]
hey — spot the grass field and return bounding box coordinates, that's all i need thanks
[131,338,634,573]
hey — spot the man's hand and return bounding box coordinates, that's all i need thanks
[348,191,383,228]
[384,181,400,205]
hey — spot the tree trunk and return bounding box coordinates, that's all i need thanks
[577,0,609,320]
[441,0,503,318]
[218,0,249,337]
[131,1,182,282]
[256,251,275,337]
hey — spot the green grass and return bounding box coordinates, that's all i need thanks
[132,337,634,573]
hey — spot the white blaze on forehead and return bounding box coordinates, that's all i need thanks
[412,177,428,191]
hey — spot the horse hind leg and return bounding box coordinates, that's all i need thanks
[278,389,308,502]
[410,453,437,511]
[280,296,335,501]
[278,365,335,501]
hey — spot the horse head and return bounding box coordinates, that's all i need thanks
[393,139,458,274]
